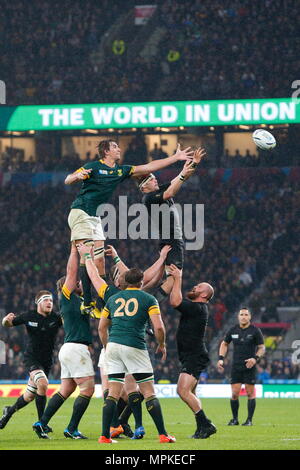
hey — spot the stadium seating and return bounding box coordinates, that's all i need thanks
[1,0,298,105]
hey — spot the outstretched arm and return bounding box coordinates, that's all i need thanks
[168,264,183,307]
[77,243,107,293]
[143,245,171,290]
[164,147,206,200]
[132,144,194,177]
[64,242,79,293]
[105,245,129,275]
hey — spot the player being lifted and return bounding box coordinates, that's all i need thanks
[138,146,206,302]
[65,139,193,315]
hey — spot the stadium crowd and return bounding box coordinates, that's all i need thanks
[1,130,297,173]
[1,0,298,105]
[0,166,299,383]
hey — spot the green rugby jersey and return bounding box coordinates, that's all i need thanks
[71,159,135,216]
[97,282,120,303]
[59,285,93,345]
[101,287,160,350]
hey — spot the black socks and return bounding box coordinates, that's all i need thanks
[230,399,239,419]
[40,392,65,425]
[145,395,167,435]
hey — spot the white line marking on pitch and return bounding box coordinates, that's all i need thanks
[281,438,300,441]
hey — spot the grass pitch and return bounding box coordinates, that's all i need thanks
[0,397,299,451]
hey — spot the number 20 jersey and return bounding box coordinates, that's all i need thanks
[101,288,160,350]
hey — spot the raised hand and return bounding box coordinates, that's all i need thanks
[168,264,182,279]
[193,147,206,164]
[159,245,172,260]
[174,143,194,161]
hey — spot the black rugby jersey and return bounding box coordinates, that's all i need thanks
[142,183,183,241]
[12,310,62,370]
[175,299,208,355]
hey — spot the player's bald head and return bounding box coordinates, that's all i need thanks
[187,282,214,302]
[198,282,214,301]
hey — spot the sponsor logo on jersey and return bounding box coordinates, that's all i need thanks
[99,170,108,175]
[231,334,239,338]
[28,322,38,327]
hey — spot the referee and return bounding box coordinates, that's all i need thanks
[138,147,205,299]
[217,307,265,426]
[168,264,216,439]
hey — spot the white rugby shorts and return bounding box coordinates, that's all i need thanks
[68,208,105,241]
[105,342,153,376]
[98,348,108,376]
[59,342,95,378]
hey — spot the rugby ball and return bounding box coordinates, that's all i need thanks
[252,129,276,150]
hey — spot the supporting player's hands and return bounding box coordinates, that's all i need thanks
[245,358,256,369]
[159,245,172,260]
[217,360,224,373]
[76,242,93,258]
[156,343,167,361]
[168,264,182,279]
[174,143,194,162]
[105,245,118,258]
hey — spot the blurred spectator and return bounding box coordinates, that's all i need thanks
[1,0,298,105]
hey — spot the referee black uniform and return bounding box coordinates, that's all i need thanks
[142,183,184,269]
[223,322,264,426]
[224,323,264,386]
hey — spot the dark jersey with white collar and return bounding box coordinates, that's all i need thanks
[142,183,183,241]
[224,324,264,370]
[12,310,62,371]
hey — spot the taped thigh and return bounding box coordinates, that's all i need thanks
[83,239,94,247]
[26,383,38,396]
[78,377,95,394]
[94,246,105,260]
[32,370,48,385]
